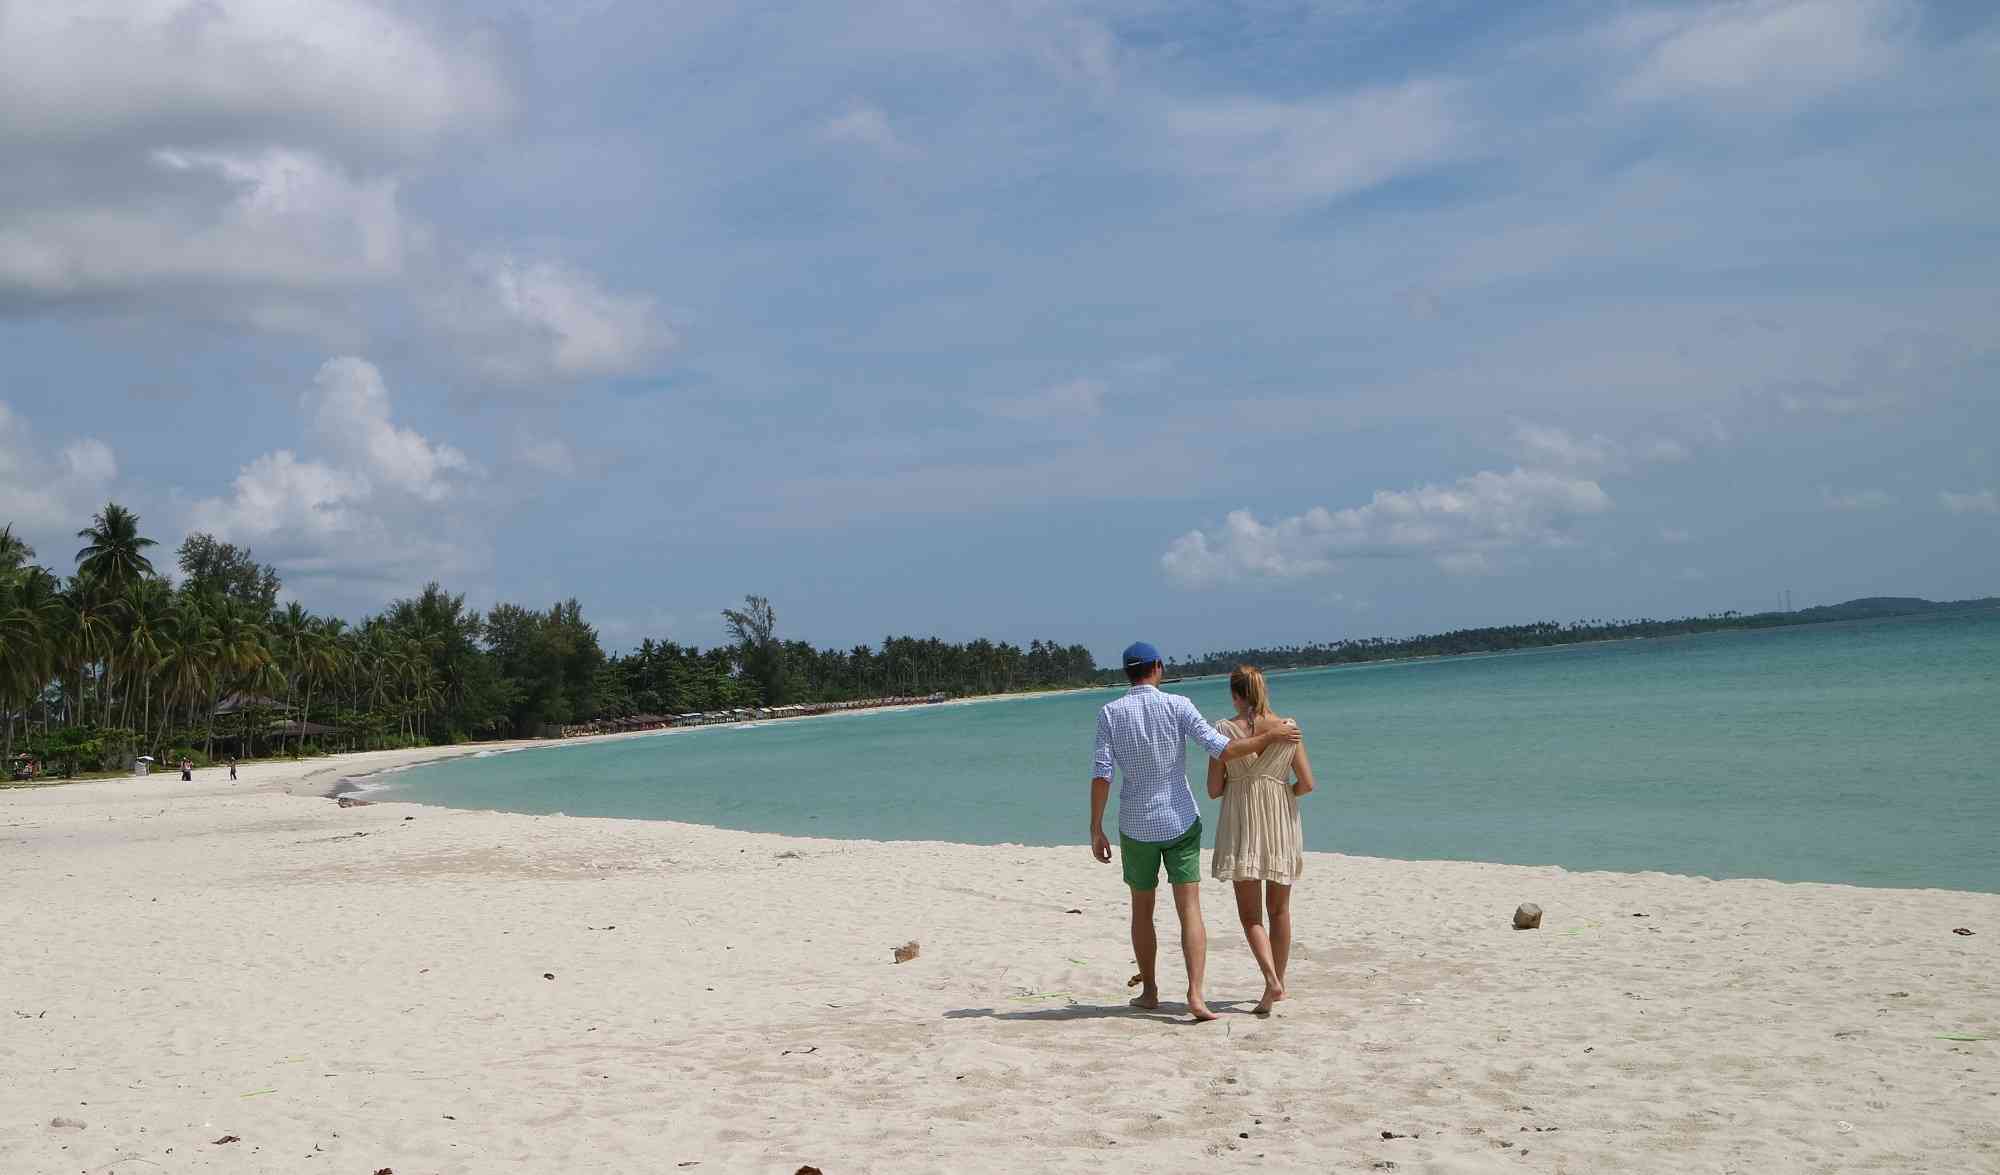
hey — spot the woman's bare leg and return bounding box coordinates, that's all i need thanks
[1266,880,1293,998]
[1233,880,1284,1014]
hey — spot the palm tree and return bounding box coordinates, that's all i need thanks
[203,597,271,760]
[297,616,346,755]
[119,579,176,748]
[1,566,62,764]
[0,525,32,580]
[271,602,312,755]
[74,503,157,591]
[159,604,218,753]
[61,580,120,728]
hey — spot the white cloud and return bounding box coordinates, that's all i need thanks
[156,148,410,271]
[1614,0,1913,112]
[1162,467,1612,587]
[190,450,371,542]
[0,0,506,155]
[431,256,676,384]
[0,402,120,539]
[981,378,1105,422]
[821,103,912,156]
[1167,80,1461,208]
[0,0,532,370]
[1940,489,1999,516]
[0,148,412,303]
[188,358,480,591]
[1821,486,1893,511]
[61,439,120,485]
[308,358,469,501]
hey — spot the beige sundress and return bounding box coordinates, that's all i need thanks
[1210,717,1305,884]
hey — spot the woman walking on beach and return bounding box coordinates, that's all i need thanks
[1207,665,1315,1015]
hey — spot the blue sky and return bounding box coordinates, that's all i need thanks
[2,0,1995,662]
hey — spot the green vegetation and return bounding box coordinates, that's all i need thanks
[1167,595,2000,679]
[2,505,1101,776]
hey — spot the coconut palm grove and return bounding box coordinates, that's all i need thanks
[0,504,1103,778]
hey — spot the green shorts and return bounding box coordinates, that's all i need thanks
[1120,820,1203,891]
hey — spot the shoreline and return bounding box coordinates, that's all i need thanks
[285,723,1996,898]
[309,686,1091,799]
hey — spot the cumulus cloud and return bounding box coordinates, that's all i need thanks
[0,0,660,396]
[1612,0,1913,112]
[1167,80,1461,208]
[429,256,676,384]
[1162,468,1612,587]
[820,103,913,156]
[0,148,413,305]
[981,378,1105,422]
[0,0,506,156]
[188,358,479,591]
[308,358,469,501]
[0,402,120,538]
[1940,489,1998,515]
[1821,486,1893,511]
[190,450,371,543]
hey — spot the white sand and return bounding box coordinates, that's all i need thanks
[3,746,1995,1174]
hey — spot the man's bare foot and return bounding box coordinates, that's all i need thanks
[1129,985,1161,1010]
[1187,993,1218,1022]
[1253,979,1286,1016]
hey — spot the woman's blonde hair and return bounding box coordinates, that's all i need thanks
[1229,664,1271,718]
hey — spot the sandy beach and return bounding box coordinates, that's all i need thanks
[3,745,1995,1174]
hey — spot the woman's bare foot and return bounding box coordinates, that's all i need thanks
[1187,992,1218,1022]
[1253,978,1286,1016]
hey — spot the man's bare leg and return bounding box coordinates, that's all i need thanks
[1267,880,1293,1002]
[1128,885,1160,1009]
[1169,882,1216,1021]
[1233,880,1285,1014]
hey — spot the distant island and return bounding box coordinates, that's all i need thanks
[1156,596,2000,681]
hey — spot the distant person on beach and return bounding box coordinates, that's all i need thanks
[228,758,238,781]
[180,758,192,782]
[1090,642,1300,1021]
[1207,665,1314,1016]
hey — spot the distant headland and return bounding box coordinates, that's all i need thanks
[1160,595,2000,680]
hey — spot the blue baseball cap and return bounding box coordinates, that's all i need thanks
[1121,641,1162,668]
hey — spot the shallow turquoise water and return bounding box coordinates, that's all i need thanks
[379,610,2000,892]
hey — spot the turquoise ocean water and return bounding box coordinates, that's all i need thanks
[377,610,2000,892]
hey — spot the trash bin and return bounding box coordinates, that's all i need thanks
[133,755,155,777]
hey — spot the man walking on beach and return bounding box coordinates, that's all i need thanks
[1091,642,1299,1020]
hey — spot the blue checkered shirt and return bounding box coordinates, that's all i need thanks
[1092,685,1233,842]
